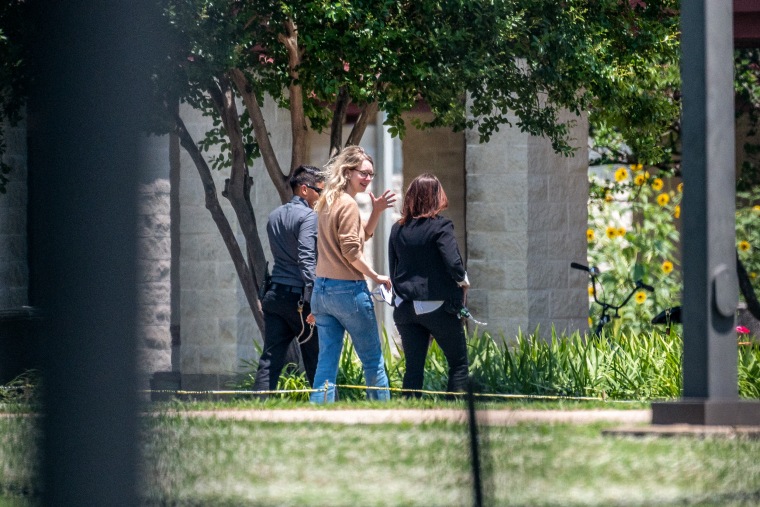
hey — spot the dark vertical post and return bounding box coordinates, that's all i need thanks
[652,0,760,425]
[467,378,483,507]
[28,1,160,503]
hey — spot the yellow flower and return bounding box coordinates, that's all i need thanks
[635,291,647,304]
[753,205,760,212]
[605,226,617,239]
[588,317,594,327]
[651,178,664,191]
[586,229,595,241]
[614,167,629,182]
[674,205,681,219]
[751,272,758,280]
[631,163,643,172]
[739,240,752,252]
[657,193,670,206]
[634,174,647,186]
[661,260,674,274]
[604,193,613,203]
[588,285,595,296]
[677,182,684,193]
[616,226,626,237]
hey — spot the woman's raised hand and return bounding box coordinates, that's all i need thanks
[370,189,397,213]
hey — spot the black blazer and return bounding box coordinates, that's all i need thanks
[388,216,467,303]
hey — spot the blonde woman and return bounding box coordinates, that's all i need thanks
[309,146,395,403]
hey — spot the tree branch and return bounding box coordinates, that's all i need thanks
[171,108,264,331]
[278,17,307,175]
[346,101,379,148]
[209,77,270,318]
[329,87,350,158]
[229,68,290,203]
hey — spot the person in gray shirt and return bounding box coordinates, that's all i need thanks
[253,165,324,394]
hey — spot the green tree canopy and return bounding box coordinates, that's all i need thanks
[147,0,681,331]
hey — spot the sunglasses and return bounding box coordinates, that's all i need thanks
[305,184,323,194]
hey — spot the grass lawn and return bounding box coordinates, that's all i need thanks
[3,400,760,505]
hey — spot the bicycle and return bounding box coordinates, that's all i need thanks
[571,262,655,338]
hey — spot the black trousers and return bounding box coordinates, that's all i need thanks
[393,300,469,398]
[253,286,319,393]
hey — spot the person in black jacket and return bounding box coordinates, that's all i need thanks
[389,173,470,397]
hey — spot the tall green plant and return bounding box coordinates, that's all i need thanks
[587,166,682,334]
[736,188,760,299]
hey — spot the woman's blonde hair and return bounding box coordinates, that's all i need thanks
[315,146,374,212]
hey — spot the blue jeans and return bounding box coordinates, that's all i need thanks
[309,278,390,403]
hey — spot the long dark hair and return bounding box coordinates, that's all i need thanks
[399,173,448,225]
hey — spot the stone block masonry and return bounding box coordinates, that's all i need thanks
[465,110,590,340]
[177,101,284,390]
[136,179,172,387]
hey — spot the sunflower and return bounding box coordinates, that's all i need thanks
[604,193,613,202]
[634,174,647,186]
[651,178,664,191]
[674,205,681,219]
[739,240,752,252]
[753,205,760,212]
[661,260,674,274]
[614,167,629,182]
[616,226,626,237]
[605,226,617,239]
[587,285,594,296]
[586,229,595,241]
[635,291,647,304]
[656,193,670,206]
[632,163,643,172]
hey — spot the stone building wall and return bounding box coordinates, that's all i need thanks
[465,110,590,340]
[400,112,467,255]
[0,117,28,309]
[136,176,172,386]
[177,101,285,390]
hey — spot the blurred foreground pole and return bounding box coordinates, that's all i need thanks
[652,0,760,424]
[27,2,161,504]
[466,378,483,507]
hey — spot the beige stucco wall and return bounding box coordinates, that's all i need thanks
[400,112,467,255]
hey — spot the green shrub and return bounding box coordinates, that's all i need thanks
[587,166,682,334]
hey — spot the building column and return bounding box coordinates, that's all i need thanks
[465,110,589,340]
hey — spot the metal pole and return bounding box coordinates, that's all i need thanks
[28,1,161,503]
[652,0,760,425]
[467,377,483,507]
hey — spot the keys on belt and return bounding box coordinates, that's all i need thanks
[270,283,303,294]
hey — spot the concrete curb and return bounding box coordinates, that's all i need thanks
[165,408,653,426]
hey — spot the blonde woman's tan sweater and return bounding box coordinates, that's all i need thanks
[316,192,367,280]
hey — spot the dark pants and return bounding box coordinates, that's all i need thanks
[253,286,319,394]
[393,301,469,398]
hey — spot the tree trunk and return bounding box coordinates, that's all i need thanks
[278,18,307,174]
[207,78,270,334]
[329,87,350,158]
[346,101,378,148]
[172,110,265,332]
[229,68,291,204]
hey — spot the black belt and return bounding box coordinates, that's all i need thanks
[271,283,303,294]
